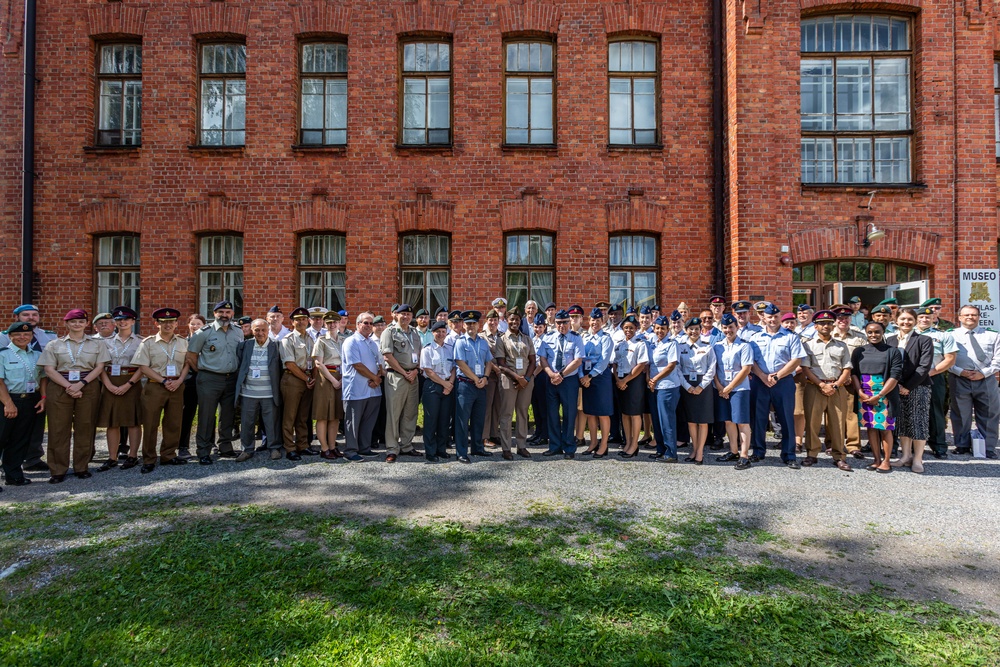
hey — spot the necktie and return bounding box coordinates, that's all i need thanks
[967,330,987,369]
[556,335,565,371]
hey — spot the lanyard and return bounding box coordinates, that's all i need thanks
[15,348,36,383]
[65,338,85,367]
[110,334,134,362]
[156,338,178,364]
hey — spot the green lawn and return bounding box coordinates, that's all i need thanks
[1,500,997,667]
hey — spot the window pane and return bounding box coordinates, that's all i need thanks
[201,80,224,134]
[873,58,909,130]
[301,79,324,130]
[895,265,908,283]
[99,81,122,131]
[802,264,816,282]
[839,262,854,281]
[823,262,838,282]
[428,78,450,129]
[800,60,834,131]
[835,58,872,131]
[326,80,347,133]
[855,261,870,281]
[871,262,886,281]
[633,78,656,132]
[836,137,872,183]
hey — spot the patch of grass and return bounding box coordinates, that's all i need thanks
[1,500,998,666]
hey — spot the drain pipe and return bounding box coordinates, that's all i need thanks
[21,0,36,303]
[711,0,726,296]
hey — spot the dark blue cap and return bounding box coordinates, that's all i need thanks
[797,303,814,312]
[544,302,557,310]
[449,310,463,321]
[554,310,570,321]
[112,306,137,320]
[533,313,547,326]
[685,317,702,329]
[214,300,235,311]
[622,315,639,326]
[590,308,604,319]
[653,316,669,327]
[393,303,412,314]
[719,314,737,326]
[434,306,448,316]
[763,304,781,315]
[268,305,281,314]
[430,320,448,331]
[639,306,652,315]
[652,304,661,311]
[669,310,682,321]
[462,310,482,323]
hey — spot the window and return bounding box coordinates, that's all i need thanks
[608,40,658,146]
[300,42,347,146]
[199,43,246,146]
[800,15,912,183]
[198,235,244,318]
[400,41,451,145]
[609,235,657,309]
[299,235,346,311]
[794,259,925,309]
[95,235,140,315]
[400,234,450,313]
[995,61,999,158]
[504,41,554,145]
[96,43,142,146]
[505,233,554,310]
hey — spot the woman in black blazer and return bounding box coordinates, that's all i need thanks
[886,309,935,474]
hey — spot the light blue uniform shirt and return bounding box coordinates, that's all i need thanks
[850,311,867,331]
[713,338,754,392]
[341,332,383,401]
[539,331,585,378]
[736,322,762,341]
[0,344,42,393]
[676,338,717,390]
[648,336,681,390]
[420,341,455,379]
[453,334,493,379]
[748,328,807,374]
[699,328,724,346]
[581,329,613,377]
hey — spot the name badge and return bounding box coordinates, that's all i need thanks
[26,381,37,393]
[412,352,419,365]
[725,370,733,383]
[251,369,261,379]
[515,357,524,371]
[618,370,627,378]
[475,364,483,376]
[68,371,81,382]
[306,361,314,371]
[584,361,592,373]
[111,364,122,377]
[688,374,698,383]
[166,365,177,377]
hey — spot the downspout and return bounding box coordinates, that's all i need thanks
[21,0,36,303]
[712,0,726,296]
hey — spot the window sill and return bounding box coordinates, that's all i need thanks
[187,145,245,156]
[394,143,453,155]
[607,143,664,153]
[800,182,927,193]
[83,145,142,156]
[291,144,347,155]
[501,143,558,154]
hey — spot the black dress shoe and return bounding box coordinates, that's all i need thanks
[693,458,704,465]
[162,457,188,466]
[120,456,140,470]
[217,451,239,459]
[300,448,320,456]
[542,450,561,457]
[952,447,972,455]
[457,456,471,464]
[563,453,575,460]
[749,454,763,463]
[140,463,156,474]
[400,449,424,457]
[425,456,439,463]
[472,450,493,457]
[932,451,948,459]
[74,470,93,479]
[661,457,678,463]
[987,451,998,459]
[438,452,452,460]
[716,452,739,462]
[619,449,638,459]
[5,478,31,486]
[286,451,302,461]
[734,458,751,470]
[784,460,801,470]
[683,456,696,463]
[48,475,65,484]
[97,459,118,472]
[648,453,663,460]
[24,461,50,472]
[592,451,607,459]
[199,455,214,465]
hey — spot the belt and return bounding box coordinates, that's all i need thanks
[200,370,236,377]
[58,371,92,379]
[324,365,340,371]
[457,376,478,384]
[113,366,139,376]
[387,368,417,374]
[161,376,180,381]
[11,392,39,399]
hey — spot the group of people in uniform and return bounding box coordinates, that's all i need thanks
[0,292,996,489]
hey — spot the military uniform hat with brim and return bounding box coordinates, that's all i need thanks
[462,310,482,323]
[307,307,326,316]
[289,307,310,319]
[323,311,341,322]
[152,308,181,322]
[91,311,112,325]
[112,306,138,320]
[448,310,463,322]
[235,315,252,326]
[730,301,751,313]
[813,310,836,323]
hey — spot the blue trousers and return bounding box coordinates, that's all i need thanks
[750,375,796,461]
[455,380,487,458]
[421,381,452,458]
[546,375,580,453]
[649,387,680,458]
[530,372,549,440]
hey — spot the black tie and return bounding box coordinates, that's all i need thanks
[556,334,565,371]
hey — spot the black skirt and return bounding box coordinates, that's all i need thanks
[616,375,647,416]
[680,377,714,424]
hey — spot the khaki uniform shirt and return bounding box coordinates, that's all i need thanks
[312,335,343,369]
[832,328,867,354]
[102,332,143,375]
[499,330,533,377]
[187,321,242,373]
[379,324,421,371]
[38,336,111,372]
[802,337,852,381]
[280,330,314,371]
[483,331,506,373]
[131,333,188,377]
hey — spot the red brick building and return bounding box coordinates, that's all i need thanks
[1,0,998,327]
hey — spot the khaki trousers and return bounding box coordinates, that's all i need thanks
[498,375,533,451]
[46,381,101,476]
[141,382,184,464]
[482,374,502,441]
[803,383,847,460]
[281,373,313,452]
[844,393,861,452]
[384,371,419,454]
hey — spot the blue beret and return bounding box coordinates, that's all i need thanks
[12,304,38,315]
[393,303,413,314]
[719,314,737,326]
[533,313,547,326]
[338,310,348,317]
[653,316,669,327]
[763,304,781,315]
[544,302,557,310]
[590,308,604,319]
[434,306,448,316]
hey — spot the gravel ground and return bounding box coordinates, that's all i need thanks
[2,432,999,616]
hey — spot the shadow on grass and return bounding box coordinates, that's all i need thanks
[2,500,999,667]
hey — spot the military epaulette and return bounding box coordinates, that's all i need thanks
[43,329,56,335]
